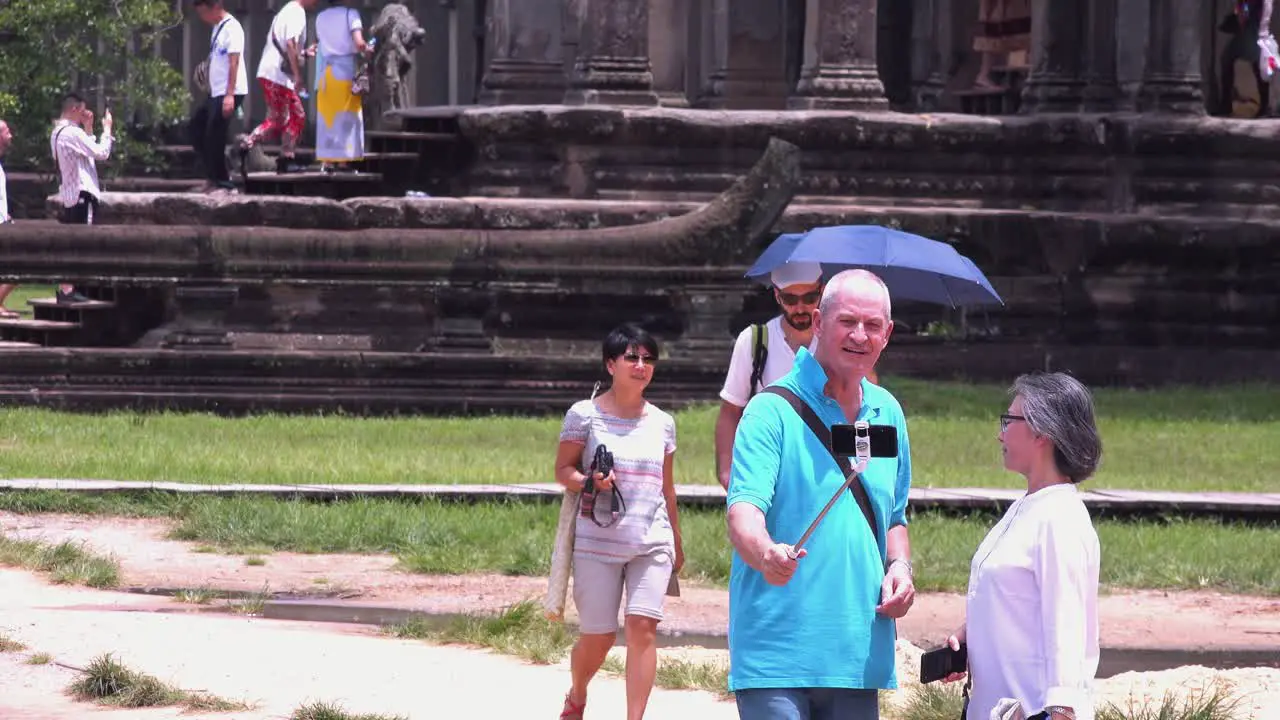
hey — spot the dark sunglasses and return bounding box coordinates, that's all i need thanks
[621,352,657,366]
[778,290,821,306]
[999,413,1027,432]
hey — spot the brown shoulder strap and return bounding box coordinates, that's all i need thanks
[761,386,882,558]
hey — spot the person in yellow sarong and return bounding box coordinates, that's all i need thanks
[314,0,373,171]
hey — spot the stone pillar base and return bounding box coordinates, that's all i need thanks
[667,284,742,358]
[1139,75,1205,114]
[432,285,495,354]
[787,65,888,111]
[1021,76,1086,114]
[700,71,790,110]
[565,58,660,106]
[162,285,238,350]
[1081,81,1122,112]
[479,59,567,105]
[656,91,691,108]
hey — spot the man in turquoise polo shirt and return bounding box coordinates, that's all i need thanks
[726,269,916,720]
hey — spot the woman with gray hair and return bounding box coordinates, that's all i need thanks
[943,372,1103,720]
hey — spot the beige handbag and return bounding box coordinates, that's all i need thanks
[543,382,601,622]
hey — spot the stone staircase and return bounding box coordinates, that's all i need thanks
[0,286,166,349]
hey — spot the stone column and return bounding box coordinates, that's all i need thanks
[787,0,888,110]
[564,0,660,105]
[913,0,951,110]
[699,0,790,109]
[1138,0,1204,114]
[479,0,567,104]
[1081,0,1121,111]
[1020,0,1087,113]
[649,0,691,107]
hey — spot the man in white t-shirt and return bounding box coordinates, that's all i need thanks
[713,261,824,490]
[241,0,317,174]
[191,0,249,193]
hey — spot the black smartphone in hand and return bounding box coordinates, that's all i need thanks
[919,643,967,684]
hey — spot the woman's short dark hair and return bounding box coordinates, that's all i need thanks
[601,323,659,370]
[1011,372,1103,484]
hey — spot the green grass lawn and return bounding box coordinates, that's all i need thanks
[0,284,55,317]
[1,491,1275,596]
[1,379,1278,492]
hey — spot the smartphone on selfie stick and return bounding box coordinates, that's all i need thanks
[786,421,899,558]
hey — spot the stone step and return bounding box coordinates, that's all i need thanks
[28,298,116,311]
[0,340,39,349]
[0,319,79,330]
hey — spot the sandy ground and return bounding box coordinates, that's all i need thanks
[1,512,1278,719]
[3,512,1277,652]
[1,570,1277,720]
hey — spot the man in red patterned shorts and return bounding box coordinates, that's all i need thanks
[240,0,317,174]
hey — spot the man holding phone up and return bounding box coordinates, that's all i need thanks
[726,269,915,720]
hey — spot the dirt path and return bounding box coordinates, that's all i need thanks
[2,566,1278,720]
[3,512,1277,653]
[0,570,741,720]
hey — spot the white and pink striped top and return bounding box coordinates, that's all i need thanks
[559,399,677,563]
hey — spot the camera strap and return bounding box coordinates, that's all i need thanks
[579,383,626,529]
[761,386,882,560]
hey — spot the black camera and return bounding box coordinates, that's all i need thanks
[580,444,619,526]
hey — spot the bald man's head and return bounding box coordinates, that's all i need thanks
[812,269,893,383]
[819,269,892,321]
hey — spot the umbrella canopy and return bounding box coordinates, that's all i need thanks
[745,225,1003,308]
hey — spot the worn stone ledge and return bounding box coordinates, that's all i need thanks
[54,192,702,231]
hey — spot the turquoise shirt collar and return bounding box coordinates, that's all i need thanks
[790,346,883,422]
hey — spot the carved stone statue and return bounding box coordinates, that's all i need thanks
[366,3,428,129]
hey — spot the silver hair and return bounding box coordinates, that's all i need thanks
[1011,372,1103,484]
[818,269,892,321]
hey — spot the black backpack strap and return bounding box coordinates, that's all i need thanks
[748,323,768,399]
[51,126,69,178]
[761,385,882,559]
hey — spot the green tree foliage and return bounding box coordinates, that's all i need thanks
[0,0,189,176]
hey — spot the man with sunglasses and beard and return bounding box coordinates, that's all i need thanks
[714,262,825,491]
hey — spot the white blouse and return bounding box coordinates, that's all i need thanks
[965,483,1101,720]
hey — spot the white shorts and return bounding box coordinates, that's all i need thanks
[572,551,673,635]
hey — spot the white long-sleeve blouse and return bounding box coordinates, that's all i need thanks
[965,483,1101,720]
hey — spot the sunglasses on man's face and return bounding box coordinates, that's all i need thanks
[621,352,657,366]
[778,290,821,306]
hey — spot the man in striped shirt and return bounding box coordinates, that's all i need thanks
[50,93,110,304]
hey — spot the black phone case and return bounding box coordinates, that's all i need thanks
[919,643,967,684]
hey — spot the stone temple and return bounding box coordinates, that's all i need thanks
[0,0,1277,414]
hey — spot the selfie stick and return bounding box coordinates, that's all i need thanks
[786,421,872,560]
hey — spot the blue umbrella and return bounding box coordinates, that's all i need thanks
[745,225,1003,308]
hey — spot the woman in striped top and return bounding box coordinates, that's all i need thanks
[555,323,683,720]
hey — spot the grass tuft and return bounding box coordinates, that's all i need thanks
[0,633,27,652]
[227,583,271,616]
[68,653,185,708]
[67,652,249,711]
[290,700,407,720]
[653,657,730,697]
[0,535,119,588]
[887,683,965,720]
[387,600,575,664]
[1097,683,1244,720]
[174,586,220,605]
[26,652,52,665]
